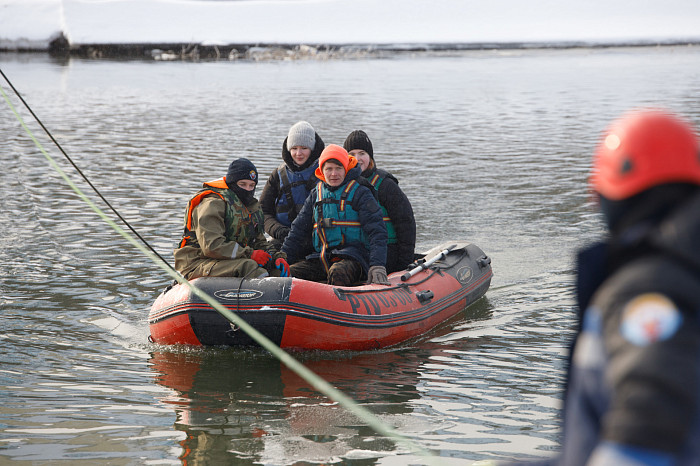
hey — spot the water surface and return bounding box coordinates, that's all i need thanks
[1,45,699,464]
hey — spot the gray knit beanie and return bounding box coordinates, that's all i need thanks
[286,121,316,151]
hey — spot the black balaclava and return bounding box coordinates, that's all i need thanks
[599,183,699,236]
[226,158,258,206]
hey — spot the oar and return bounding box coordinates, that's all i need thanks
[401,244,456,281]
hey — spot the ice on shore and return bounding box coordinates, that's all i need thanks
[2,0,700,52]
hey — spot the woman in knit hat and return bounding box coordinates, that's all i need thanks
[343,130,416,273]
[259,121,325,249]
[174,157,289,280]
[281,144,390,287]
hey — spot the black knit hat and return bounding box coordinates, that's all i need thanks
[343,130,374,159]
[226,158,258,186]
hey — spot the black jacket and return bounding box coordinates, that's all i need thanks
[558,190,700,464]
[363,165,416,273]
[259,132,325,242]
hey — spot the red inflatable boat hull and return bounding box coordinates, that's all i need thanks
[148,241,492,351]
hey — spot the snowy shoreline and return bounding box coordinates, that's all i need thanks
[2,0,700,59]
[7,38,700,62]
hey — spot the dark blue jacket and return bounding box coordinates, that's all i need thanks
[553,191,700,465]
[281,166,387,273]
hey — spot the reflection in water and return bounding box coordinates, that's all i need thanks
[150,348,430,464]
[151,350,281,464]
[147,296,556,464]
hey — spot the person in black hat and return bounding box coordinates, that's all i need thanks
[343,130,416,273]
[174,158,289,280]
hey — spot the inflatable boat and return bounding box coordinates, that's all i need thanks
[148,241,492,351]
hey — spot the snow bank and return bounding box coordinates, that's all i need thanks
[2,0,700,51]
[0,0,64,49]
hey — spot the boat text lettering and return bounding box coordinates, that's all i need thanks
[343,288,414,314]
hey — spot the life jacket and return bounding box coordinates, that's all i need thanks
[178,178,263,249]
[312,180,368,272]
[274,162,317,226]
[366,168,398,244]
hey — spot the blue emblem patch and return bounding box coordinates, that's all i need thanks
[620,293,682,346]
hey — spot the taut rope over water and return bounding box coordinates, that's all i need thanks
[0,68,441,465]
[0,67,178,275]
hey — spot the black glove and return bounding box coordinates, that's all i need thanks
[367,265,390,285]
[276,226,290,240]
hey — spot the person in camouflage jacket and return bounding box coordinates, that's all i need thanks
[174,158,288,280]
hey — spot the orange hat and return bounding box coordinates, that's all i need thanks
[591,109,700,200]
[315,144,358,181]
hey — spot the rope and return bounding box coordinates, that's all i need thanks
[0,67,178,275]
[0,70,441,464]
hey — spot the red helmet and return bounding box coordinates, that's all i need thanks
[591,109,700,200]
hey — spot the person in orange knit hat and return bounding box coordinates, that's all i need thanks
[281,144,389,286]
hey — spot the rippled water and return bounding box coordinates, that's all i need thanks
[1,46,699,464]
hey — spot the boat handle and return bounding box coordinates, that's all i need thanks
[416,290,434,304]
[401,244,456,281]
[477,256,491,268]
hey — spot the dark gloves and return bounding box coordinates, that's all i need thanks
[276,226,290,240]
[275,258,290,277]
[367,265,390,285]
[251,249,272,267]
